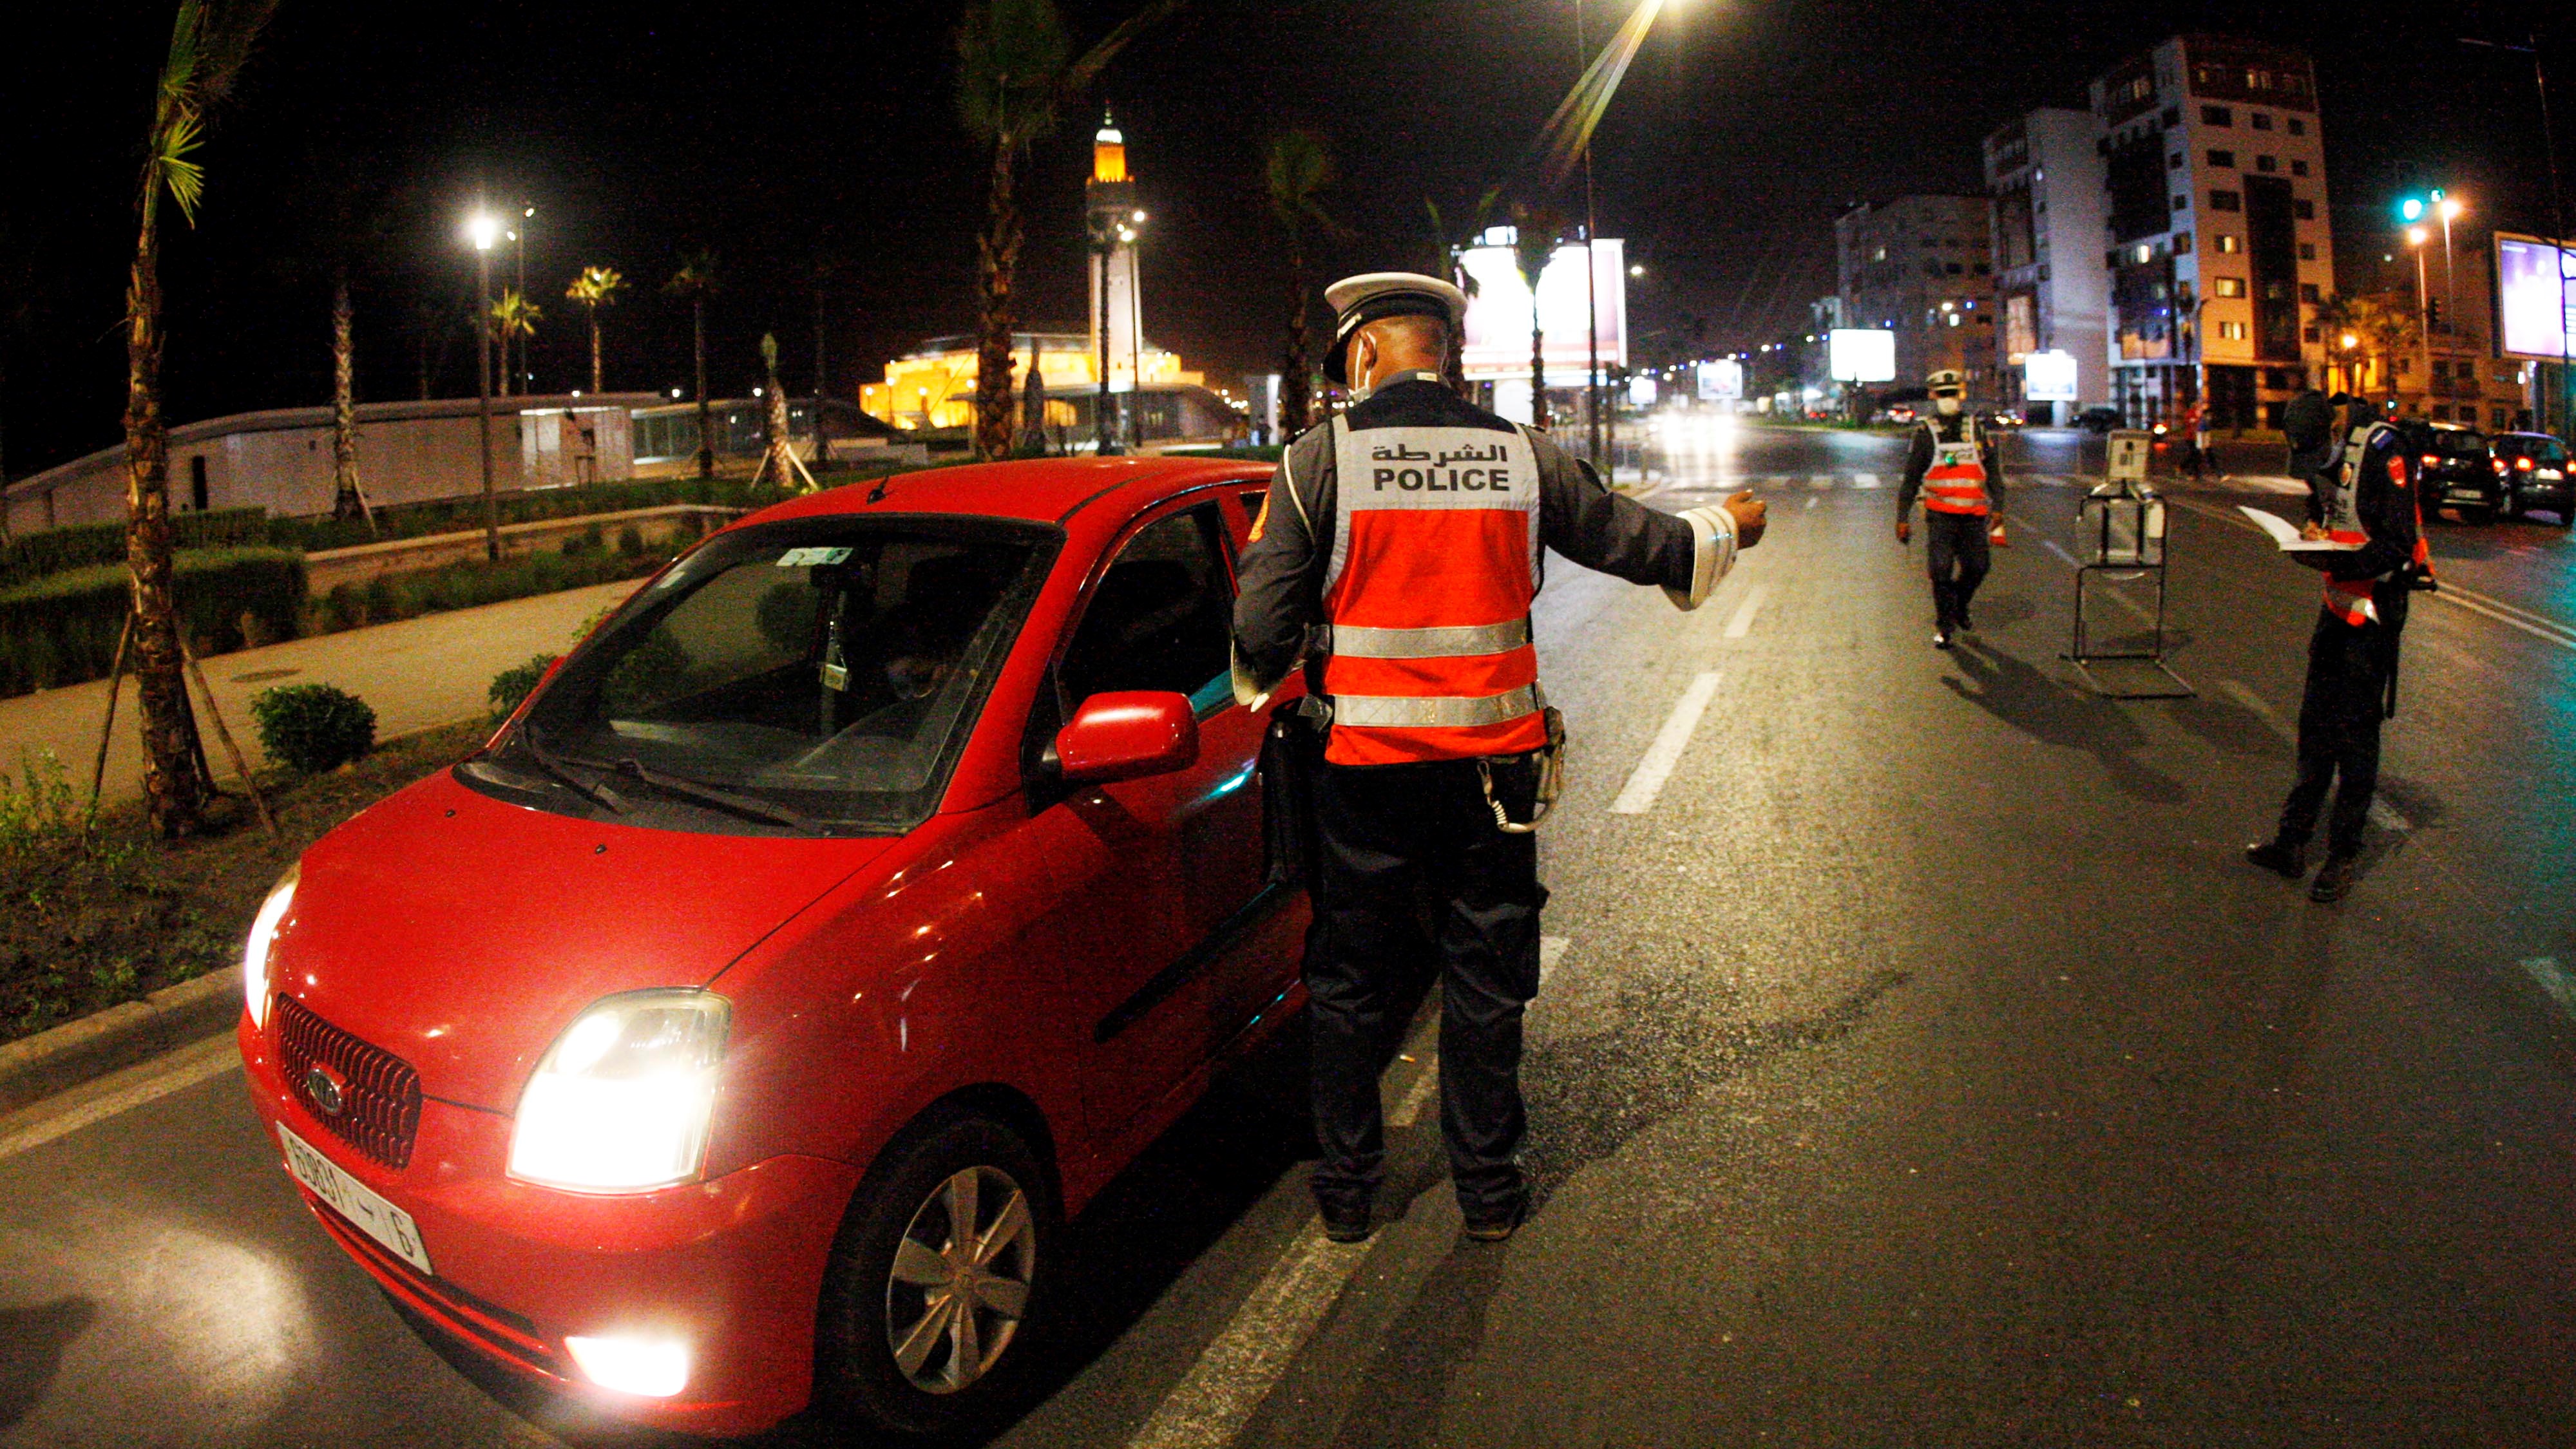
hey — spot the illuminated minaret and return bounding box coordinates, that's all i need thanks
[1087,112,1144,399]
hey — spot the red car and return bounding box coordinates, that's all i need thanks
[236,457,1312,1438]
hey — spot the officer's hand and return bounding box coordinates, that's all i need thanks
[1989,521,2009,547]
[1722,491,1767,549]
[1896,518,1913,545]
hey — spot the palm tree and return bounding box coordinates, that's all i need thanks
[666,251,720,477]
[565,265,622,393]
[489,290,541,399]
[329,269,373,527]
[1264,131,1348,437]
[2314,291,2417,403]
[124,0,278,837]
[1510,201,1567,429]
[955,0,1189,462]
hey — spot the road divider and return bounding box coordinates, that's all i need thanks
[1611,672,1724,815]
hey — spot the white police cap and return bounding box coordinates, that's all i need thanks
[1323,272,1469,384]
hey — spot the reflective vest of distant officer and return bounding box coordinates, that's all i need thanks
[2245,404,2422,903]
[1231,271,1766,1245]
[1894,370,2008,649]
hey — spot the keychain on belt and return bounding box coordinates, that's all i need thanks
[1481,707,1567,835]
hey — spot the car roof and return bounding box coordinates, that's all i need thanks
[721,455,1274,534]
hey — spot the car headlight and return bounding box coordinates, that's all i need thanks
[243,864,299,1030]
[508,990,729,1193]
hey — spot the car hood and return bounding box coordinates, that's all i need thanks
[268,768,901,1112]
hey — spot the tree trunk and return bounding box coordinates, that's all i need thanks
[1279,242,1311,437]
[972,140,1023,462]
[123,197,207,836]
[589,308,604,395]
[1530,307,1549,430]
[693,296,714,479]
[331,274,370,528]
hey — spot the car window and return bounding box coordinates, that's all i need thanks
[2436,431,2487,457]
[1061,505,1233,714]
[477,516,1056,834]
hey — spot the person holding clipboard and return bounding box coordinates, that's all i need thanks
[2244,401,2424,902]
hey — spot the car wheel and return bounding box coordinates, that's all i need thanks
[814,1113,1056,1441]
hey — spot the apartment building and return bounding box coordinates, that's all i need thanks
[1983,109,2111,423]
[1835,195,1998,391]
[2090,35,2337,429]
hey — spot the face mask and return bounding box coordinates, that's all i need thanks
[1934,396,1961,416]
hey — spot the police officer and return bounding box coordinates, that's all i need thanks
[2244,399,2421,902]
[1894,369,2007,648]
[1232,272,1766,1244]
[2280,383,2349,524]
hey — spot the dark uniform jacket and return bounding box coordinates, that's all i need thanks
[2307,421,2420,630]
[1232,377,1697,690]
[1894,413,2007,516]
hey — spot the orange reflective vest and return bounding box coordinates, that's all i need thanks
[1920,419,1991,515]
[2321,422,2412,627]
[1317,416,1549,766]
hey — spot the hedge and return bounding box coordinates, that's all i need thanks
[307,548,658,634]
[0,548,307,699]
[0,509,271,591]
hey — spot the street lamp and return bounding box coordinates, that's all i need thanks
[1085,205,1140,456]
[464,208,501,562]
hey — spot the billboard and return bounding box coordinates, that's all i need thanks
[2496,232,2576,363]
[1458,238,1628,380]
[1697,359,1744,402]
[1827,328,1896,384]
[2024,349,2080,402]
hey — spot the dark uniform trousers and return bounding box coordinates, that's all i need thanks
[1924,511,1991,629]
[1307,755,1544,1220]
[2277,609,2396,858]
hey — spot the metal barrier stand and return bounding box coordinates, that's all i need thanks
[2067,430,2194,699]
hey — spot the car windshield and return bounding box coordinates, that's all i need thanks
[463,515,1058,836]
[2508,438,2569,464]
[2432,430,2487,457]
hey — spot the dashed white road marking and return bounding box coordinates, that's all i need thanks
[1724,585,1771,639]
[2218,679,2410,832]
[2522,957,2576,1021]
[1540,935,1571,985]
[1386,1061,1440,1128]
[1611,671,1724,815]
[1809,474,1835,489]
[0,1033,239,1164]
[1804,496,1818,511]
[1851,472,1882,489]
[1125,1221,1382,1449]
[2043,538,2078,567]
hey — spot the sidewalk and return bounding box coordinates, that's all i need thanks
[0,580,639,810]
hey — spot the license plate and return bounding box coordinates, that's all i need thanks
[280,1122,433,1274]
[2540,469,2564,480]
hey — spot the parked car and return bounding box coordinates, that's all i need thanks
[238,458,1312,1439]
[2398,420,2499,520]
[2075,405,2123,434]
[2488,431,2575,526]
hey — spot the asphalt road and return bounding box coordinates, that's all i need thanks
[8,422,2576,1447]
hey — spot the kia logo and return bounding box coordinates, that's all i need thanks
[304,1066,345,1117]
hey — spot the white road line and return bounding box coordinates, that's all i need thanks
[1723,586,1771,639]
[1809,474,1835,489]
[1851,473,1881,489]
[1125,1220,1382,1449]
[1540,935,1571,985]
[2522,957,2576,1021]
[2043,538,2078,567]
[2432,585,2576,652]
[1804,496,1818,511]
[1386,1059,1440,1129]
[2219,680,2410,831]
[1610,671,1724,815]
[0,1034,240,1164]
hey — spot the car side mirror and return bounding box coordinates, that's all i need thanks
[1054,692,1199,786]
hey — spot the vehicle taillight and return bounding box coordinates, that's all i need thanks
[2516,456,2536,471]
[2421,453,2441,467]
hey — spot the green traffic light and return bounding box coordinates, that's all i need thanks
[2398,196,2427,223]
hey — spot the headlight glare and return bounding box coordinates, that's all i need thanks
[242,864,298,1030]
[508,990,729,1193]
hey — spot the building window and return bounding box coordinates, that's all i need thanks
[2291,159,2310,177]
[2168,151,2184,170]
[2495,406,2512,430]
[189,455,208,511]
[2300,282,2320,303]
[2174,232,2194,254]
[2251,112,2274,131]
[2212,277,2247,298]
[2432,359,2450,381]
[2287,117,2307,136]
[2202,104,2233,126]
[2298,242,2316,260]
[2208,149,2236,168]
[2209,189,2242,212]
[2218,321,2249,341]
[2173,194,2190,212]
[2217,234,2242,254]
[2305,325,2322,343]
[2256,155,2278,173]
[2293,199,2314,220]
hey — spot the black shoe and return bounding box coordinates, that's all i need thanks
[1319,1198,1373,1244]
[2309,855,2359,903]
[1462,1196,1527,1243]
[2245,839,2306,880]
[1933,627,1954,650]
[1957,609,1976,633]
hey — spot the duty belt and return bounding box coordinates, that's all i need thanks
[1321,619,1532,659]
[1314,684,1545,730]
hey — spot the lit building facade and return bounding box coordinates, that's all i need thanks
[862,334,1202,432]
[2091,36,2336,430]
[1984,109,2110,422]
[1834,195,1997,390]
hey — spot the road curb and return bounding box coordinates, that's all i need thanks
[0,967,240,1117]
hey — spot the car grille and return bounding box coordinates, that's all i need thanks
[274,994,423,1169]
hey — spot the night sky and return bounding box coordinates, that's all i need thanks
[5,0,2565,478]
